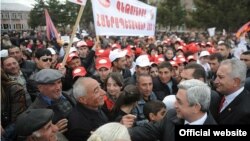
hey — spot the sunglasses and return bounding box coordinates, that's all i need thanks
[41,58,52,62]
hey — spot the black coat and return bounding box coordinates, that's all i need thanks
[153,77,178,101]
[209,90,222,119]
[20,60,36,78]
[66,103,109,141]
[213,89,250,124]
[129,109,217,141]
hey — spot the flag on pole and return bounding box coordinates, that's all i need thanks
[45,9,59,41]
[236,21,250,38]
[68,0,87,6]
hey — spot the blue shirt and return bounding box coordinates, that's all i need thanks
[40,94,66,106]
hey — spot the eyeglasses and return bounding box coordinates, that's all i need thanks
[41,58,52,62]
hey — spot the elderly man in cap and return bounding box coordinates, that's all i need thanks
[16,109,68,141]
[26,48,53,101]
[28,69,75,132]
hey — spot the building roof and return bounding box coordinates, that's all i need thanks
[1,3,32,11]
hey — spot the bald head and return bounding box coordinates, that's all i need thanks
[82,77,97,88]
[73,77,100,99]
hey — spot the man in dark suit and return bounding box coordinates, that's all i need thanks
[129,79,217,141]
[180,63,221,117]
[66,77,136,141]
[213,58,250,124]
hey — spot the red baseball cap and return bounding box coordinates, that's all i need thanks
[67,52,79,63]
[111,43,121,50]
[125,47,133,57]
[175,55,187,64]
[95,49,110,58]
[186,43,199,54]
[177,46,186,53]
[151,54,165,65]
[187,55,197,62]
[207,47,216,54]
[86,40,94,48]
[72,66,87,79]
[56,63,63,69]
[76,40,87,48]
[135,47,142,56]
[95,57,111,70]
[169,61,178,68]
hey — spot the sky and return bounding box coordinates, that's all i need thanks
[1,0,66,7]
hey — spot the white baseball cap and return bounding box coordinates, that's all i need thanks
[136,55,151,67]
[69,47,78,53]
[0,49,8,58]
[109,49,127,62]
[199,51,210,58]
[47,48,56,55]
[163,95,176,110]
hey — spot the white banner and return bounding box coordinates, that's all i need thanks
[207,27,216,37]
[61,36,70,43]
[68,0,87,6]
[92,0,157,36]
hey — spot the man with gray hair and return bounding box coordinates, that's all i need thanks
[66,77,136,141]
[213,58,250,124]
[129,79,217,141]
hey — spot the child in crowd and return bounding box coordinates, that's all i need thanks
[143,100,167,123]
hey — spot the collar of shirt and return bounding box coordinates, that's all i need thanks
[184,112,207,125]
[138,92,157,105]
[40,94,66,106]
[224,87,244,107]
[167,80,173,94]
[8,70,22,79]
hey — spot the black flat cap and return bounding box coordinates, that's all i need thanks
[34,69,63,84]
[16,109,54,136]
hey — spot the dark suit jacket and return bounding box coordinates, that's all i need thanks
[215,89,250,124]
[209,90,222,119]
[28,92,74,122]
[129,109,217,141]
[153,77,178,101]
[66,103,109,141]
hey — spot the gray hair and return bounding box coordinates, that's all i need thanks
[87,122,131,141]
[220,58,247,87]
[178,79,211,112]
[73,77,87,99]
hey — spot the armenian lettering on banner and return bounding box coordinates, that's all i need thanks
[92,0,157,36]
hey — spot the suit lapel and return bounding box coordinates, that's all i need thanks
[218,89,246,120]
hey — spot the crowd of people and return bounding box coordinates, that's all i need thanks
[1,30,250,141]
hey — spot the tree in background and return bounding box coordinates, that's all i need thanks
[189,0,250,32]
[28,0,46,29]
[28,0,250,33]
[157,0,186,30]
[28,0,93,33]
[80,0,93,32]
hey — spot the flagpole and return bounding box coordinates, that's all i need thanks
[62,5,85,67]
[95,35,101,50]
